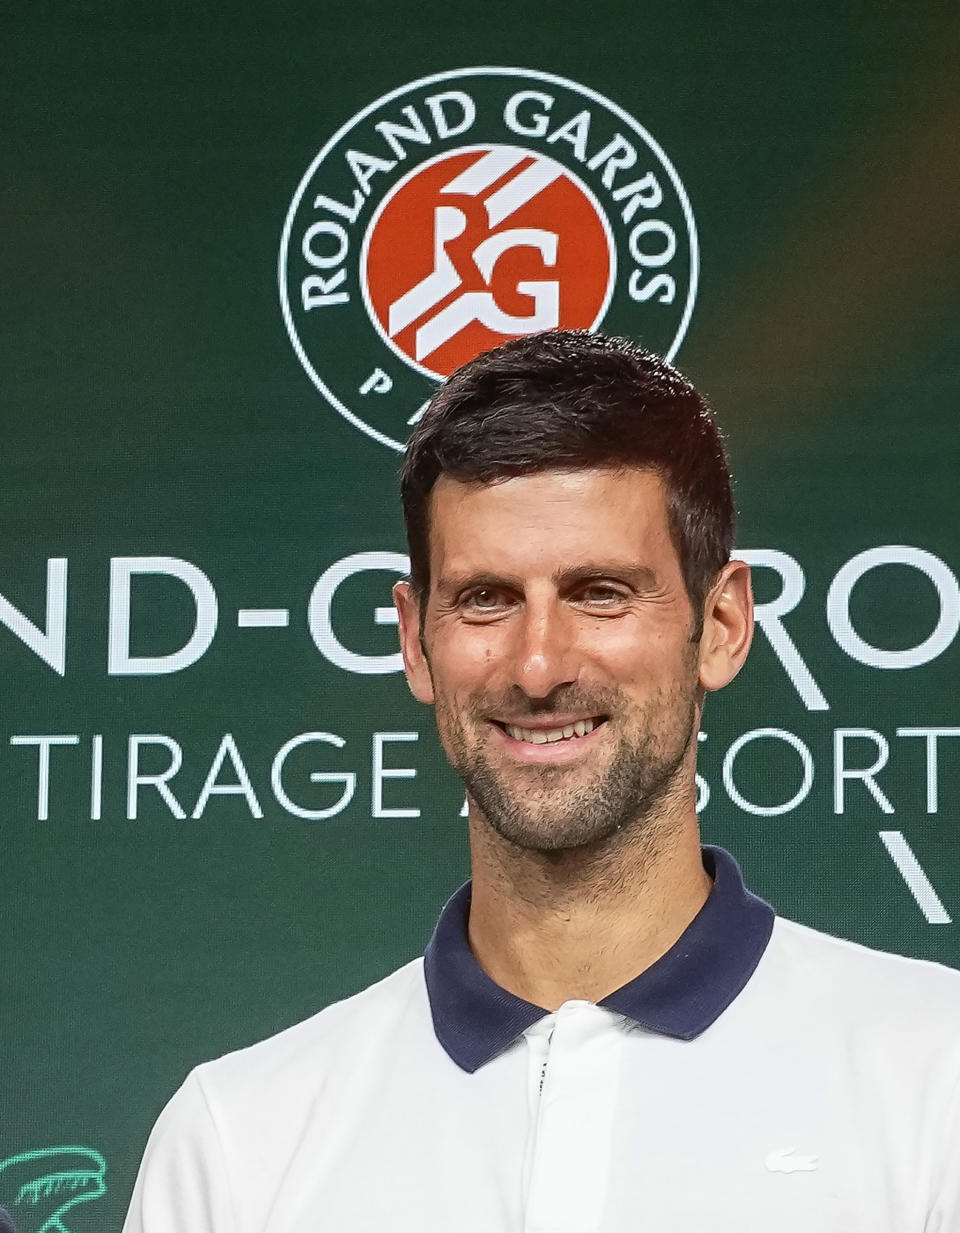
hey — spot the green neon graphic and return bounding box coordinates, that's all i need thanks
[0,1147,106,1233]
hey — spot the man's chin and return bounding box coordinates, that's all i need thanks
[490,819,626,855]
[469,786,629,854]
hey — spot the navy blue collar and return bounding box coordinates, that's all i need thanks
[424,845,775,1072]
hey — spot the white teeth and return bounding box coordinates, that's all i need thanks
[504,718,599,745]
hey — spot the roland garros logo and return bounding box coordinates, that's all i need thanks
[279,67,698,452]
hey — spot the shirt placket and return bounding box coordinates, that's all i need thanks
[522,1001,625,1233]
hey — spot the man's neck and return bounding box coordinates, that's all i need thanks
[466,809,711,1011]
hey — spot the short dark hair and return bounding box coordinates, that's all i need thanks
[400,329,735,622]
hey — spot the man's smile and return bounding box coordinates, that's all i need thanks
[488,714,610,761]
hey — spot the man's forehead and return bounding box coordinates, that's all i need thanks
[425,466,675,576]
[428,465,668,515]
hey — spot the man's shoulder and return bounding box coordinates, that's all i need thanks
[772,913,960,986]
[191,956,430,1108]
[766,914,960,1042]
[125,958,440,1227]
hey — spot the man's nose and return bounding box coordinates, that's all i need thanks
[511,601,579,699]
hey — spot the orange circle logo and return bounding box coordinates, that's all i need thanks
[361,146,615,379]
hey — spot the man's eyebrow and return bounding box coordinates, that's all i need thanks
[435,571,524,595]
[553,564,661,590]
[435,565,661,594]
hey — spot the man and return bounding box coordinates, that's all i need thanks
[124,331,960,1232]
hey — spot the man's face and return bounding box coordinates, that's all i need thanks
[396,468,711,853]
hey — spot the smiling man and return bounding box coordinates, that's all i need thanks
[393,442,746,1015]
[124,331,960,1233]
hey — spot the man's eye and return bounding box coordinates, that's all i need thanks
[464,588,507,609]
[581,585,624,604]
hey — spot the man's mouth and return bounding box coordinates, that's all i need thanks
[495,717,607,745]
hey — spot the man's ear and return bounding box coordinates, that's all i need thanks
[393,580,435,705]
[698,560,754,692]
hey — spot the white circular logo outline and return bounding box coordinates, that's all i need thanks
[278,65,700,453]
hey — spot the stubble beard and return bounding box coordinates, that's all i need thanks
[435,676,700,856]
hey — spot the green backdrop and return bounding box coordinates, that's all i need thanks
[3,5,959,1231]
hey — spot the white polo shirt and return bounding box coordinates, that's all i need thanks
[123,848,960,1233]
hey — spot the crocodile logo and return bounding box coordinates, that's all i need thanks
[0,1147,106,1233]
